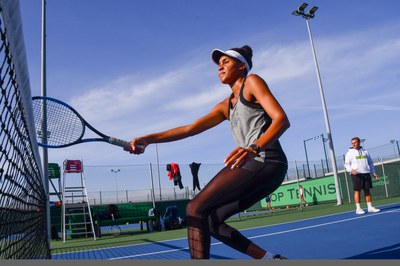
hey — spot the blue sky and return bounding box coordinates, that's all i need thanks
[19,0,400,189]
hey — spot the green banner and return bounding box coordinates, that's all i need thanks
[261,176,337,208]
[372,175,390,187]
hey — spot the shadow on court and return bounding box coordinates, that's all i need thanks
[143,239,234,259]
[51,199,400,259]
[52,234,157,255]
[345,243,400,259]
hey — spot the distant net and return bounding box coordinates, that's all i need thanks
[0,0,50,259]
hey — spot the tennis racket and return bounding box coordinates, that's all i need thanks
[32,96,132,148]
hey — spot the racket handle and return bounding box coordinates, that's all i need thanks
[108,137,146,150]
[108,137,131,148]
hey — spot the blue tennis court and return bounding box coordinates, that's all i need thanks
[52,202,400,260]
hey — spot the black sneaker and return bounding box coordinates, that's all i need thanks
[273,254,287,260]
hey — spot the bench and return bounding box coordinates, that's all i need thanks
[91,202,155,237]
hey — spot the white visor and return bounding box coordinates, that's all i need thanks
[212,49,251,72]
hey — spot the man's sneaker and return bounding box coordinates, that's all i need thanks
[368,207,380,213]
[356,208,365,215]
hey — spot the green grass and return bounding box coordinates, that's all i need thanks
[51,195,400,255]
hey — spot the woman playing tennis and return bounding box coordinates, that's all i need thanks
[126,45,289,259]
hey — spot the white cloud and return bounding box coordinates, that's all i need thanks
[66,22,400,128]
[51,22,400,167]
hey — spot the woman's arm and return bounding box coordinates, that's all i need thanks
[127,98,229,154]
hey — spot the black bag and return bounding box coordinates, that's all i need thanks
[106,204,120,219]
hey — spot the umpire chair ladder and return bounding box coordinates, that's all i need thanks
[48,163,62,201]
[61,159,96,242]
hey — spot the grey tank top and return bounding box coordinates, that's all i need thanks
[229,78,287,162]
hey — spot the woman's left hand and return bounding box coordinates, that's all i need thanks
[224,147,256,169]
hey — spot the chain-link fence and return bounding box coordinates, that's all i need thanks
[338,159,400,203]
[49,142,400,205]
[289,142,400,180]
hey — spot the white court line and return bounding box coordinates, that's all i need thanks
[110,209,399,260]
[240,203,399,232]
[248,209,397,240]
[52,204,399,259]
[109,247,190,260]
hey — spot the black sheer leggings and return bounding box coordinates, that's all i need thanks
[186,159,287,259]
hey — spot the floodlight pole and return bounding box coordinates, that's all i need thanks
[390,140,400,157]
[40,0,52,251]
[149,163,156,208]
[304,134,327,178]
[293,3,342,205]
[155,144,162,201]
[303,137,313,178]
[111,169,120,203]
[321,134,329,172]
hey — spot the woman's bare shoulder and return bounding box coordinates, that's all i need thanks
[246,73,267,85]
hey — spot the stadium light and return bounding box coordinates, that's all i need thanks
[292,3,342,205]
[322,135,329,172]
[293,3,308,15]
[303,134,328,178]
[308,6,319,17]
[303,137,314,178]
[292,3,318,18]
[390,140,400,157]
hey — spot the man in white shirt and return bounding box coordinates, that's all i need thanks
[344,137,380,215]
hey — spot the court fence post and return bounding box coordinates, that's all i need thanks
[380,157,389,198]
[294,161,299,181]
[342,155,351,203]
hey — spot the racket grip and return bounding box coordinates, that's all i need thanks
[108,137,131,148]
[108,137,146,150]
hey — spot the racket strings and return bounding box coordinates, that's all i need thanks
[33,99,84,146]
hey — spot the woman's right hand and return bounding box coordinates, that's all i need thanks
[224,146,255,169]
[124,138,147,154]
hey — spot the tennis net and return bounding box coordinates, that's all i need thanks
[0,0,50,259]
